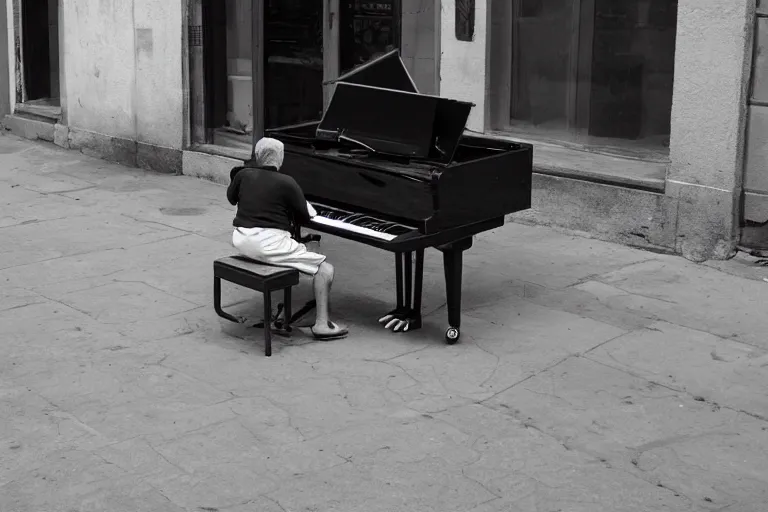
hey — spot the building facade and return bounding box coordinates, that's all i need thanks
[1,0,763,261]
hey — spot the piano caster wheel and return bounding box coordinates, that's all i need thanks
[445,327,460,344]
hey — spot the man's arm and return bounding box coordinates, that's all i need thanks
[227,171,242,205]
[284,178,312,224]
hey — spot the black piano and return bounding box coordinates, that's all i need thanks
[266,50,533,344]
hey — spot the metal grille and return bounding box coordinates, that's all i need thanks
[189,25,203,47]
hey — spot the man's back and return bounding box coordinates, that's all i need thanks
[228,167,310,232]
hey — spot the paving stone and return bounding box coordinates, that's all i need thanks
[143,337,392,438]
[0,287,44,313]
[99,436,285,510]
[265,457,498,512]
[0,180,47,203]
[0,386,112,486]
[375,299,626,403]
[520,282,657,332]
[227,396,308,446]
[0,234,230,291]
[0,213,180,270]
[0,193,86,229]
[484,357,768,508]
[0,322,132,384]
[0,449,150,512]
[52,160,158,185]
[465,498,525,512]
[587,321,768,421]
[286,413,479,468]
[115,305,213,342]
[435,405,694,512]
[220,497,287,512]
[111,253,253,307]
[2,473,184,512]
[468,224,656,289]
[166,418,349,478]
[0,300,127,354]
[52,281,199,324]
[1,166,95,194]
[591,259,768,348]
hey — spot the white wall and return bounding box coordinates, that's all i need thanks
[401,0,438,95]
[439,0,488,132]
[60,0,183,149]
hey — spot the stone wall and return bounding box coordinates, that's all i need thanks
[57,0,184,172]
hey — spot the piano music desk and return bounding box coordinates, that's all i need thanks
[213,256,300,357]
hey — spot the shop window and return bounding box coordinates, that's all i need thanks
[492,0,677,159]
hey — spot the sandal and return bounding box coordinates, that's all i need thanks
[310,321,349,340]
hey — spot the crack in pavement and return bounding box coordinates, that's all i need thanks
[584,354,768,424]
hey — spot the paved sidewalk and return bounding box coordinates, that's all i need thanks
[1,132,767,512]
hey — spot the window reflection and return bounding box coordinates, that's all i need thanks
[509,0,678,155]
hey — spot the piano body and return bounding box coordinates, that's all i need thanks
[266,50,533,344]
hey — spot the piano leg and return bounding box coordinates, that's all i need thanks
[404,252,412,308]
[411,249,424,330]
[439,237,473,344]
[379,251,423,332]
[395,252,404,309]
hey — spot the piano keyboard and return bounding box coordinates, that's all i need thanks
[310,203,414,241]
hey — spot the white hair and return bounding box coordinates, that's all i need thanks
[253,137,285,170]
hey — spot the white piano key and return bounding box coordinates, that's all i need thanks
[311,215,399,241]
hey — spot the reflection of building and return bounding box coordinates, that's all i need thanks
[0,0,763,260]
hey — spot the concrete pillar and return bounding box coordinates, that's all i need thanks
[667,0,755,261]
[438,0,488,132]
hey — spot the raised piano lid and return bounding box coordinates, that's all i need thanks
[317,81,475,164]
[324,48,419,94]
[317,82,438,157]
[317,75,474,165]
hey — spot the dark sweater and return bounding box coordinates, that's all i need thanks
[227,165,311,232]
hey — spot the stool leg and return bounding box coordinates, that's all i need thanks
[283,287,292,329]
[214,276,242,323]
[264,291,272,357]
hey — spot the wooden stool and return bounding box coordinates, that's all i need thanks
[213,256,300,356]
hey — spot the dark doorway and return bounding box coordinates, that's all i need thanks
[202,0,229,134]
[200,0,326,148]
[263,0,324,129]
[16,0,60,116]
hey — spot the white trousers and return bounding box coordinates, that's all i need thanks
[232,227,326,275]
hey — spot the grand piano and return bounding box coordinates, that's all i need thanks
[266,50,533,344]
